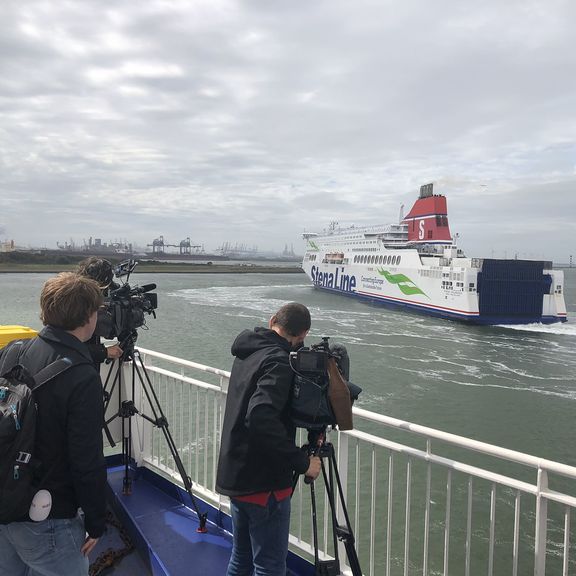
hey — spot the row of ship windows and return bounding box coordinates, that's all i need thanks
[354,254,402,266]
[420,269,442,279]
[442,281,477,292]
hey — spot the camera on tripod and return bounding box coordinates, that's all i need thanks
[95,259,158,342]
[291,338,364,576]
[289,337,361,431]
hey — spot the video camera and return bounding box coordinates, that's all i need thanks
[95,259,158,343]
[289,337,361,431]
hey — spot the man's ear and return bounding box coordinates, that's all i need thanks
[269,315,277,329]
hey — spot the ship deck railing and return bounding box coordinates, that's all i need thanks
[105,347,576,576]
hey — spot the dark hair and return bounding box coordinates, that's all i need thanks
[77,257,114,288]
[272,302,311,337]
[40,273,103,330]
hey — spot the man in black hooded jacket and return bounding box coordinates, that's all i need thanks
[216,302,321,576]
[0,273,107,576]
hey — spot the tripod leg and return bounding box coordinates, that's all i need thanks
[122,416,132,495]
[309,482,321,569]
[102,359,124,447]
[326,444,362,576]
[129,350,208,532]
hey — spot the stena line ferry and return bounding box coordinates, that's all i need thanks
[302,183,567,325]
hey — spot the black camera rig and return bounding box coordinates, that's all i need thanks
[95,259,158,347]
[289,337,361,431]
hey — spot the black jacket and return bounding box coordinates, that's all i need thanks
[10,327,107,537]
[85,333,107,365]
[216,327,309,497]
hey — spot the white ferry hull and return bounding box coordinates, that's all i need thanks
[302,184,567,325]
[303,259,567,324]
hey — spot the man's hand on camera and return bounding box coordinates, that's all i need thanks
[106,345,123,359]
[305,456,322,482]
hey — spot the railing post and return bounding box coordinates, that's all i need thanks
[138,354,153,466]
[217,375,228,509]
[336,430,350,570]
[124,358,147,467]
[534,468,548,576]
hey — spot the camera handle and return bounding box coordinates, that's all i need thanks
[298,431,362,576]
[101,345,208,533]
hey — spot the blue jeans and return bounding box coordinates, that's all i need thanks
[227,495,291,576]
[0,515,88,576]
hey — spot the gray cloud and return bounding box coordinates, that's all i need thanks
[0,0,575,261]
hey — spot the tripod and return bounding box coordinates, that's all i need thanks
[102,331,208,533]
[300,429,362,576]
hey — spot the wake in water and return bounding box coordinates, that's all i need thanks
[497,321,576,336]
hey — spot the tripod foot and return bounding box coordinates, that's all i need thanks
[122,477,132,496]
[196,513,208,533]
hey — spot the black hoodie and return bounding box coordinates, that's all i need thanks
[7,327,107,537]
[216,327,309,497]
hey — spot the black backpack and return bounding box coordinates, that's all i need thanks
[0,339,80,523]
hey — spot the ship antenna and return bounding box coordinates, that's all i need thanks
[399,203,405,223]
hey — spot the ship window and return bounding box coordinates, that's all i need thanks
[397,256,401,265]
[371,255,376,264]
[387,256,391,265]
[379,255,383,264]
[390,256,395,265]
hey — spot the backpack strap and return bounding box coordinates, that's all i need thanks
[0,339,34,378]
[1,339,86,392]
[31,357,80,391]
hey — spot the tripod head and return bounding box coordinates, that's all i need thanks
[117,330,138,361]
[306,427,329,454]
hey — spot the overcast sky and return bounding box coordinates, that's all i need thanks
[1,0,575,261]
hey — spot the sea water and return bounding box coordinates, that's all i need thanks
[1,269,575,467]
[1,269,575,574]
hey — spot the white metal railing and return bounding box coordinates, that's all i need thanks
[111,348,576,576]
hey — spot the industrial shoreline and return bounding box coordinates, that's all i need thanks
[0,263,304,274]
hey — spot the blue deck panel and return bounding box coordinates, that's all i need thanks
[102,466,314,576]
[106,467,231,576]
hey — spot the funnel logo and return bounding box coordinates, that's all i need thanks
[311,266,356,292]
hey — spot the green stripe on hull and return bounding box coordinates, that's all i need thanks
[377,269,428,297]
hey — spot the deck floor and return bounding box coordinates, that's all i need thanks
[97,467,232,575]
